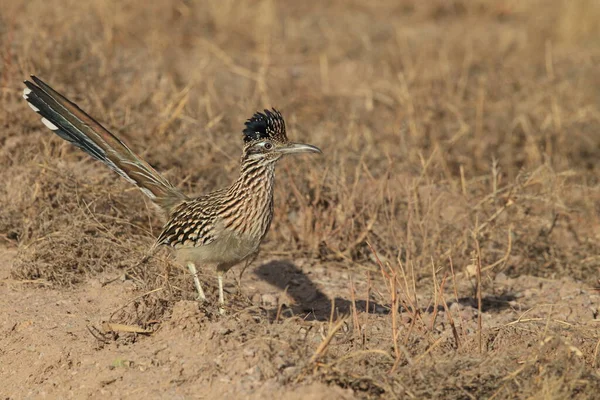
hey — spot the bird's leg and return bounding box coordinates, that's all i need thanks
[187,262,206,302]
[217,271,226,315]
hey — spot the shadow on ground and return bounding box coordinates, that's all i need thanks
[254,260,516,321]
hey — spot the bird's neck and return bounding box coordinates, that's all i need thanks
[230,157,276,195]
[222,158,276,237]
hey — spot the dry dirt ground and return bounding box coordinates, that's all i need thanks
[1,1,600,399]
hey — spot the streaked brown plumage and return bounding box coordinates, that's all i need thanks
[23,76,321,310]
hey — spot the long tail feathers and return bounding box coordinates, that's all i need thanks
[23,75,187,211]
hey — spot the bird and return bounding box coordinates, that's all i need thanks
[22,75,322,311]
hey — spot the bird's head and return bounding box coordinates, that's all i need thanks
[242,109,321,162]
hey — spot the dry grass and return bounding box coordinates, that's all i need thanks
[1,0,600,398]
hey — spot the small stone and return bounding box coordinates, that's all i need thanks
[261,293,278,307]
[466,264,477,277]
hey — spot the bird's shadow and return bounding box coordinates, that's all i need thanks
[253,260,516,321]
[253,260,365,321]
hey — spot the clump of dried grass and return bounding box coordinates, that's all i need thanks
[3,0,599,289]
[2,154,150,284]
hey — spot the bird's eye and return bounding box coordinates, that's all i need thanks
[264,142,273,150]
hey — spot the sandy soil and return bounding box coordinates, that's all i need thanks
[2,245,599,399]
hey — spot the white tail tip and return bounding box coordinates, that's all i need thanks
[41,117,58,130]
[28,102,40,112]
[23,87,31,99]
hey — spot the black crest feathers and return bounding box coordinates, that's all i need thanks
[243,109,287,143]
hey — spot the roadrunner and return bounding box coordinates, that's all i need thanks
[23,76,321,309]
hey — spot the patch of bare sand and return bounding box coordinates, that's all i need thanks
[2,246,599,399]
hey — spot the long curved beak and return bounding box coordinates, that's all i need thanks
[277,142,322,155]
